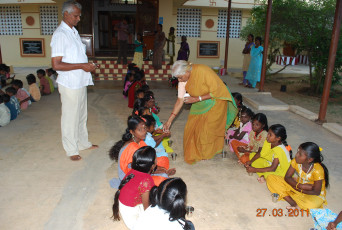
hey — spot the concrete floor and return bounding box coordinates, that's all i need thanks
[0,69,341,230]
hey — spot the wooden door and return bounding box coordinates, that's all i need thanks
[136,0,159,34]
[76,0,94,56]
[98,12,111,49]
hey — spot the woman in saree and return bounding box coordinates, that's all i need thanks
[163,61,238,164]
[245,36,263,88]
[152,24,166,70]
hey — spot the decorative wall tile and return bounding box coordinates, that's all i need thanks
[217,10,241,38]
[0,6,23,35]
[177,8,201,38]
[40,6,59,35]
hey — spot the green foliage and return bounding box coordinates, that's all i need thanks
[241,0,342,94]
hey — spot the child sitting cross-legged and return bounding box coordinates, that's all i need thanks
[12,79,31,110]
[0,95,10,127]
[36,69,51,96]
[245,124,292,183]
[5,87,20,116]
[142,114,176,185]
[236,113,268,164]
[3,94,17,121]
[227,106,254,157]
[266,142,329,210]
[112,146,157,229]
[26,74,41,102]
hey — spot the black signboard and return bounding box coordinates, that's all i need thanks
[197,41,220,58]
[20,38,45,57]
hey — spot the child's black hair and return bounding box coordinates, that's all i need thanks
[140,84,150,92]
[2,94,10,103]
[108,116,145,161]
[36,69,46,76]
[142,115,156,128]
[232,92,243,108]
[26,74,37,85]
[0,95,3,104]
[135,89,145,98]
[248,33,254,40]
[128,63,136,71]
[132,146,156,173]
[132,98,146,116]
[143,91,155,101]
[240,106,254,118]
[12,79,23,88]
[47,68,56,74]
[112,146,156,221]
[253,113,268,131]
[149,178,188,221]
[0,64,9,72]
[5,86,17,95]
[269,124,292,159]
[299,142,329,188]
[134,71,143,82]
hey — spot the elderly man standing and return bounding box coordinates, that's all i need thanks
[51,0,98,161]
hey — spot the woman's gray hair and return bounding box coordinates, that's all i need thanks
[172,60,192,77]
[62,0,82,16]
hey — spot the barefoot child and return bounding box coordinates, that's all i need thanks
[237,113,268,164]
[245,124,292,183]
[266,142,329,210]
[227,106,253,154]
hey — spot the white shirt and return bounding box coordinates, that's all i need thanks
[0,103,10,127]
[50,21,93,89]
[133,205,184,230]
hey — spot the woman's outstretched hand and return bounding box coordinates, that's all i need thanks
[183,96,198,104]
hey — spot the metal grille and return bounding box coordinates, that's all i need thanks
[40,6,59,35]
[0,6,23,35]
[217,10,242,38]
[177,8,201,38]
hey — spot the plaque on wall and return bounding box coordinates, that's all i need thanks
[20,38,45,57]
[197,41,220,58]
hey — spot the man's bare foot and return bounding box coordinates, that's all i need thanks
[70,155,82,161]
[87,145,99,150]
[257,176,266,183]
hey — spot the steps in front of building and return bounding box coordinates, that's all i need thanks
[93,60,172,81]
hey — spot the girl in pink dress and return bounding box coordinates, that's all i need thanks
[226,106,254,152]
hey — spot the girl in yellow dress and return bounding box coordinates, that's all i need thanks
[267,142,329,210]
[246,124,292,183]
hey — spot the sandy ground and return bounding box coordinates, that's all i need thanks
[0,69,342,230]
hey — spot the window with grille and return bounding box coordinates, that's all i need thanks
[217,10,241,38]
[177,8,201,38]
[40,6,59,35]
[0,6,23,35]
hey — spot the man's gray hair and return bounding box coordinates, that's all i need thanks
[62,0,82,17]
[172,60,192,77]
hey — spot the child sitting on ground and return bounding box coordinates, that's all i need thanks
[26,74,41,102]
[3,94,17,121]
[237,113,268,164]
[227,106,253,152]
[36,69,52,95]
[142,115,176,185]
[246,124,292,183]
[266,142,329,210]
[12,79,31,110]
[123,73,134,98]
[0,95,11,127]
[5,87,20,116]
[47,68,58,89]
